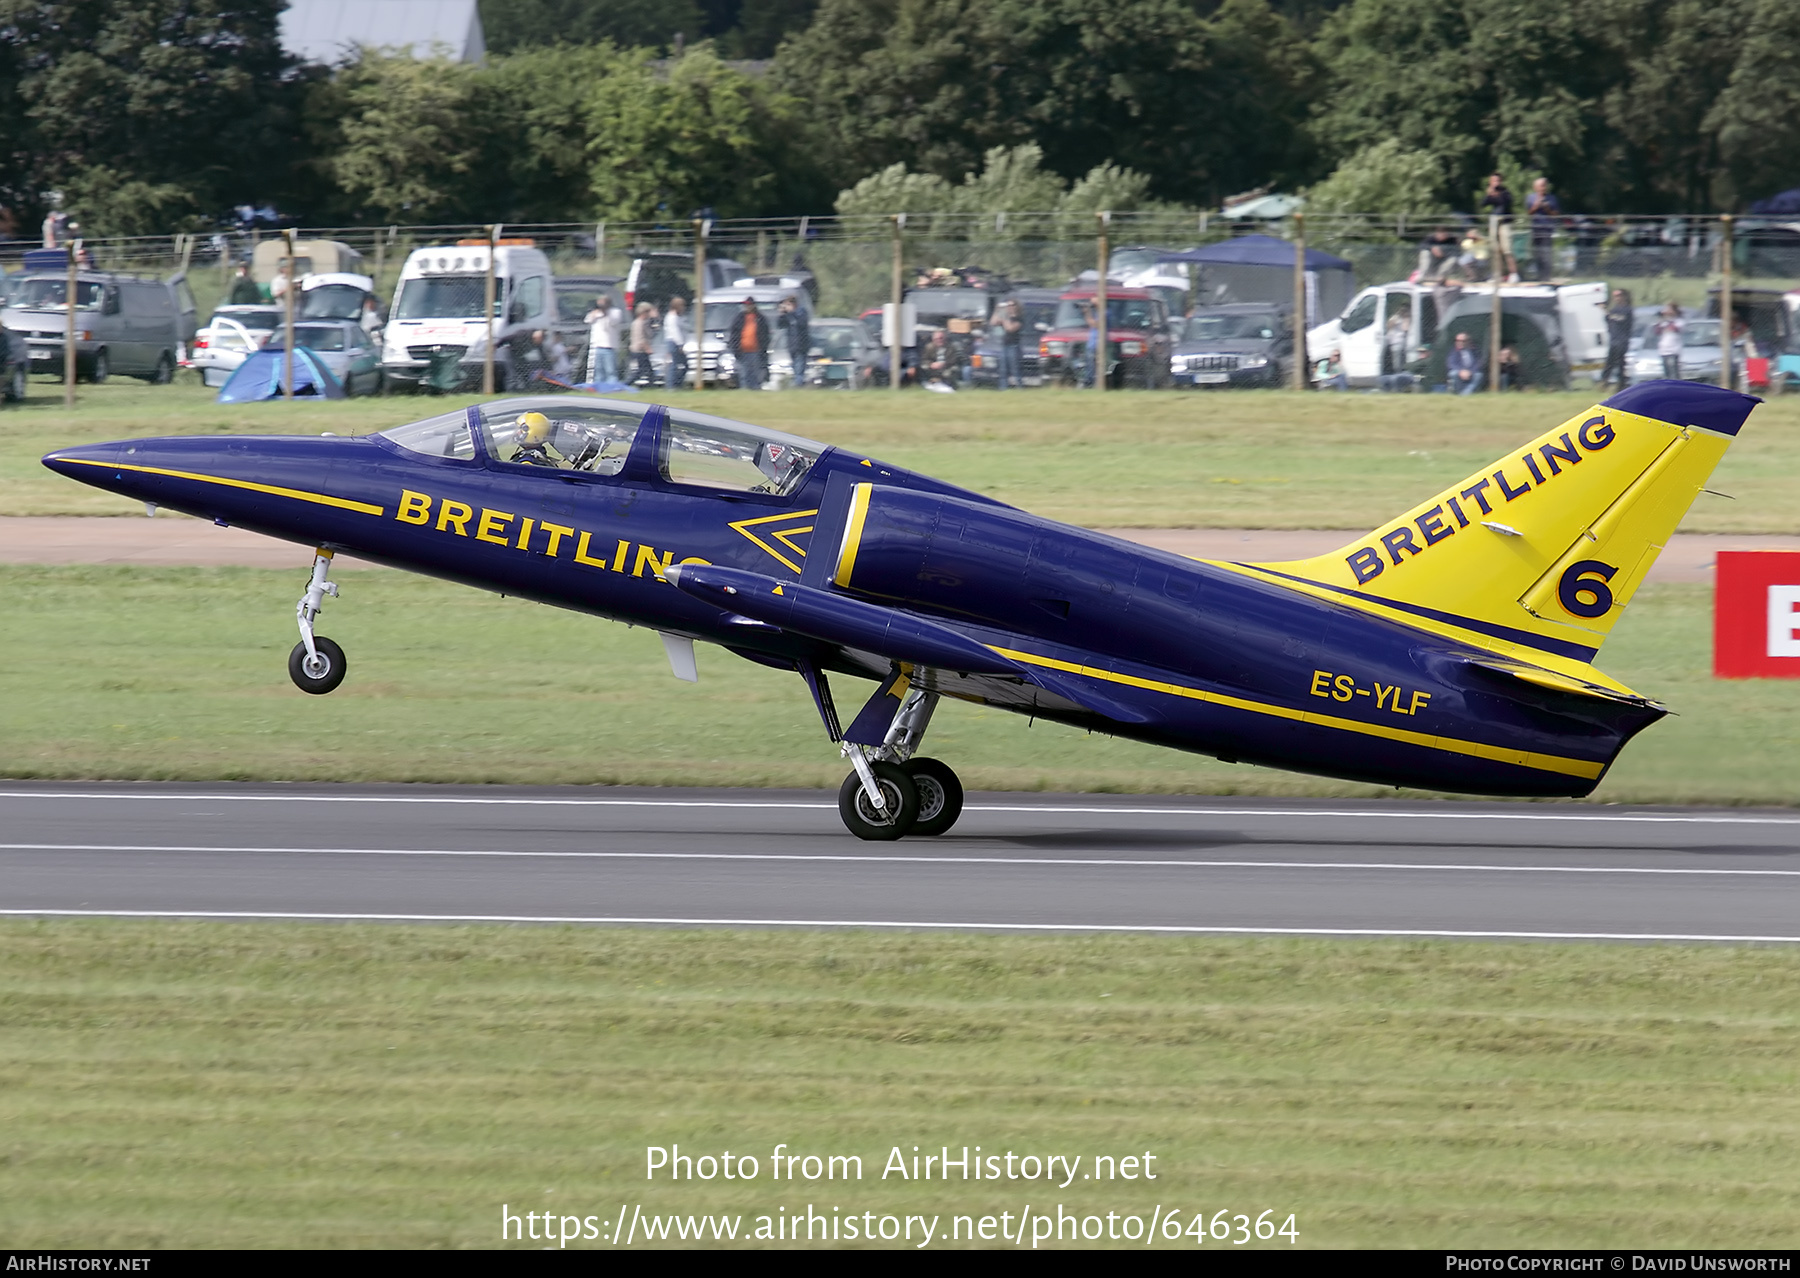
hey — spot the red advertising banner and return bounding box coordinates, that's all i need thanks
[1714,551,1800,678]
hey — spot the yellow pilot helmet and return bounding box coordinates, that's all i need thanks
[516,411,552,446]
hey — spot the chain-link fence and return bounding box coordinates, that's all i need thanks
[7,211,1796,392]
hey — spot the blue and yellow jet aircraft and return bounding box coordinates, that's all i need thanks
[42,380,1756,839]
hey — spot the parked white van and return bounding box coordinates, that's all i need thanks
[381,243,557,392]
[1308,279,1607,387]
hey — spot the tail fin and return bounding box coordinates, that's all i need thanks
[1258,381,1759,663]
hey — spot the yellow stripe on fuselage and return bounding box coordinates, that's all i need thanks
[53,457,385,517]
[989,645,1605,781]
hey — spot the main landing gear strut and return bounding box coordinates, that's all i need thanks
[801,662,965,841]
[288,548,347,695]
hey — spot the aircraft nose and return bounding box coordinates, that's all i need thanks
[41,441,122,481]
[41,441,127,492]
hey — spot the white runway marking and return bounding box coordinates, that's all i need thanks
[5,843,1800,876]
[3,791,1798,827]
[2,907,1797,943]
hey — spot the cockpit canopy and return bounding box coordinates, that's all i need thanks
[375,396,825,496]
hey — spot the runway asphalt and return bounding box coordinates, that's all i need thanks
[4,782,1799,942]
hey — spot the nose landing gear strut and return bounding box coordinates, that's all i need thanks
[288,548,347,695]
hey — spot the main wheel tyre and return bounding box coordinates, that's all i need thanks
[89,350,109,384]
[903,757,964,837]
[287,636,347,695]
[150,353,173,385]
[5,364,24,403]
[837,762,918,841]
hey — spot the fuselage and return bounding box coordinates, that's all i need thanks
[43,398,1662,798]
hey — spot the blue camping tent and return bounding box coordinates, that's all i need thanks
[1749,189,1800,216]
[218,347,345,402]
[1159,234,1355,324]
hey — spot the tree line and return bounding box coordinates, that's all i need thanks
[2,0,1797,239]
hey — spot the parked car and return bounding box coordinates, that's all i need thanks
[1,269,184,383]
[190,316,267,387]
[264,320,383,396]
[685,282,813,388]
[1037,288,1172,388]
[1170,303,1293,388]
[1309,279,1606,387]
[1627,304,1696,353]
[298,272,377,323]
[731,268,819,305]
[206,304,285,344]
[1628,318,1744,386]
[804,317,877,388]
[623,251,746,316]
[381,242,557,392]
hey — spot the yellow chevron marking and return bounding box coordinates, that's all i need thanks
[728,508,819,574]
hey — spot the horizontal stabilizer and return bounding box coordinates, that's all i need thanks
[664,562,1022,677]
[1451,654,1663,708]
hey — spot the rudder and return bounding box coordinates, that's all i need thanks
[1257,381,1760,663]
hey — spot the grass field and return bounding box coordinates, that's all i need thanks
[2,567,1796,803]
[1,920,1796,1248]
[5,379,1797,531]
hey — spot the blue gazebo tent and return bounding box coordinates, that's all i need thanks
[217,347,345,402]
[1160,235,1355,325]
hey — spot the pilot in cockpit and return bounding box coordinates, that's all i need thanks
[512,412,563,467]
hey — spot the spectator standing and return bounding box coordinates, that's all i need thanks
[775,296,809,388]
[1525,178,1562,280]
[228,265,263,305]
[629,301,658,386]
[1603,289,1633,389]
[1479,174,1518,281]
[41,204,69,248]
[998,299,1024,389]
[663,295,689,391]
[585,294,622,384]
[727,297,768,390]
[1652,304,1684,379]
[1447,331,1484,394]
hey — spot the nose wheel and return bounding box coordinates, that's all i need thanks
[289,548,348,695]
[288,635,347,694]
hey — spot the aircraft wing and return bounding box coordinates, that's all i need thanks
[663,562,1157,727]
